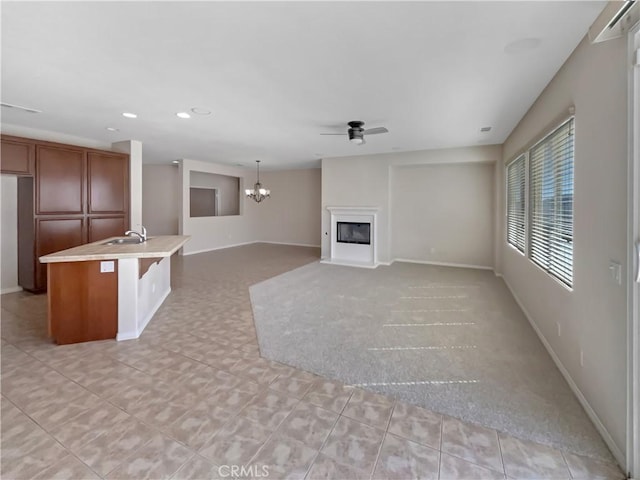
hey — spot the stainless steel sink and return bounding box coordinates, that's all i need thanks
[102,237,145,246]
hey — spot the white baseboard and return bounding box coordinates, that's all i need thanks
[393,258,494,270]
[320,259,379,269]
[116,331,139,341]
[182,241,255,256]
[258,241,321,248]
[500,275,626,466]
[184,241,321,256]
[1,286,23,295]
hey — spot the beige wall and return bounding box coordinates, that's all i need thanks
[391,162,494,267]
[176,159,321,254]
[322,145,501,265]
[1,176,20,293]
[190,171,240,217]
[322,155,390,261]
[498,34,628,462]
[245,168,321,247]
[142,165,180,235]
[179,159,253,255]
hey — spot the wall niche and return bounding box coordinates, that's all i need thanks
[189,171,240,217]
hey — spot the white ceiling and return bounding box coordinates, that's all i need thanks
[1,1,606,169]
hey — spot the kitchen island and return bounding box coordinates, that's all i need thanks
[39,235,190,344]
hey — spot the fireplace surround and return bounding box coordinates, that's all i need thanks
[323,206,379,268]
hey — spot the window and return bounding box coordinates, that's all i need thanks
[529,118,574,287]
[506,155,526,253]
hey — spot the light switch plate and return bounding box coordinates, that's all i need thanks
[100,261,115,273]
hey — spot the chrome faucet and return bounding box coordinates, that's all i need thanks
[125,225,147,243]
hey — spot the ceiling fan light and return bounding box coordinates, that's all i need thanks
[350,137,364,145]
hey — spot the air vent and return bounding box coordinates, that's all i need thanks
[1,102,42,114]
[589,1,638,44]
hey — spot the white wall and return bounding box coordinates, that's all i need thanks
[1,176,20,293]
[177,160,322,254]
[322,145,501,265]
[190,170,240,217]
[142,165,180,235]
[322,154,390,262]
[391,162,494,267]
[112,140,142,230]
[179,158,253,255]
[498,34,628,463]
[246,168,321,247]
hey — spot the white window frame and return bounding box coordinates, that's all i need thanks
[504,116,575,289]
[506,153,527,254]
[528,116,575,288]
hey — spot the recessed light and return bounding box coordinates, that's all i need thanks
[122,112,137,119]
[172,160,180,164]
[191,107,212,115]
[480,126,492,132]
[176,112,191,119]
[106,127,119,132]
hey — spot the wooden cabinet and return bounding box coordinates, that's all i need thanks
[1,136,34,175]
[48,260,118,344]
[88,152,128,214]
[35,218,85,290]
[36,145,84,214]
[88,216,127,243]
[11,136,129,292]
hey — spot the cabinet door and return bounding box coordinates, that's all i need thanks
[48,260,118,345]
[88,216,126,242]
[36,145,84,214]
[36,218,84,290]
[1,138,34,175]
[88,152,128,214]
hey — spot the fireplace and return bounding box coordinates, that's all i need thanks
[323,206,379,268]
[337,222,370,245]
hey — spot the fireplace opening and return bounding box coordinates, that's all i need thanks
[337,222,370,245]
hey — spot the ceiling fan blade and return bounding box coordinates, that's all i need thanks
[363,127,388,135]
[320,133,347,136]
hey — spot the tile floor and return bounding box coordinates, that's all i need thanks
[0,243,625,479]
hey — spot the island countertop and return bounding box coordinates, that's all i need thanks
[39,235,191,263]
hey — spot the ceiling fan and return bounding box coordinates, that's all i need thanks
[320,120,388,145]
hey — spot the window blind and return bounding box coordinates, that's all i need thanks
[507,155,526,253]
[529,117,574,287]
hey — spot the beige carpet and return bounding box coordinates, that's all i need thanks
[250,261,614,462]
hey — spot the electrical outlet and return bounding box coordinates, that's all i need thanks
[580,350,584,367]
[557,322,561,337]
[152,283,156,293]
[100,261,115,273]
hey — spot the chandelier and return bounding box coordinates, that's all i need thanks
[245,160,270,203]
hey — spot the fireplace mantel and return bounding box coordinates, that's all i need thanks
[322,206,379,268]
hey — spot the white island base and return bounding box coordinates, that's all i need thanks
[117,256,171,341]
